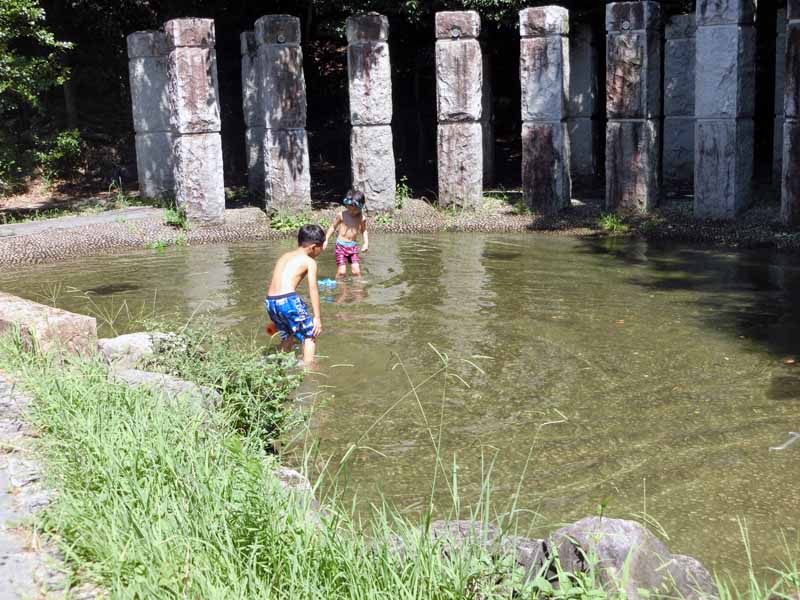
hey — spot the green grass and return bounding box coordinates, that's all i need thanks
[1,330,799,598]
[598,213,630,234]
[375,213,394,225]
[270,211,312,232]
[163,205,188,229]
[396,175,412,209]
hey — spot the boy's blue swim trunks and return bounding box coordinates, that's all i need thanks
[265,293,315,342]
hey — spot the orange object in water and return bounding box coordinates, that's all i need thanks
[266,322,278,336]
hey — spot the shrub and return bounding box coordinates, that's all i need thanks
[35,129,84,181]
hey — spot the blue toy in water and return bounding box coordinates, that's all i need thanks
[318,278,337,288]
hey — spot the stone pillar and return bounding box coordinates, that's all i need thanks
[481,53,495,188]
[568,20,600,196]
[241,31,264,200]
[255,15,311,212]
[127,31,174,199]
[346,14,396,212]
[164,19,225,225]
[435,11,483,209]
[605,2,662,214]
[694,0,755,219]
[783,2,800,225]
[520,7,571,213]
[775,9,788,187]
[663,15,696,197]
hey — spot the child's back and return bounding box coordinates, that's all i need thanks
[265,224,325,366]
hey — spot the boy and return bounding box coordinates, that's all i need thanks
[323,189,369,277]
[265,224,325,366]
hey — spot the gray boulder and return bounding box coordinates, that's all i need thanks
[667,554,719,599]
[549,517,676,599]
[500,535,548,580]
[429,520,501,557]
[109,367,220,411]
[97,332,179,367]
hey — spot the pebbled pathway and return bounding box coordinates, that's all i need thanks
[0,373,96,599]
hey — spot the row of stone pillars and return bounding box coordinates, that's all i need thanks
[128,7,800,227]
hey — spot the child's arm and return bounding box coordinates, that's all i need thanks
[361,215,369,252]
[323,214,341,250]
[307,258,322,337]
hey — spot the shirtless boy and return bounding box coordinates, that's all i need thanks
[265,224,325,366]
[323,189,369,277]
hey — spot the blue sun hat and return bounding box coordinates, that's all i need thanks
[342,190,366,210]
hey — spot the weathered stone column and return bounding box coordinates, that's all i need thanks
[605,2,662,214]
[783,2,800,225]
[255,15,311,212]
[775,9,788,187]
[165,19,225,225]
[663,15,696,196]
[435,11,483,209]
[241,31,264,200]
[481,53,495,188]
[127,31,174,199]
[346,14,395,212]
[568,20,600,196]
[520,7,571,213]
[694,0,755,219]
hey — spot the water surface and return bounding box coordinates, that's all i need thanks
[1,233,798,580]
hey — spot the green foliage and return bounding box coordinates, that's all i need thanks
[270,211,311,232]
[395,175,412,209]
[164,205,188,229]
[598,213,630,234]
[34,129,84,182]
[375,213,394,225]
[0,0,72,111]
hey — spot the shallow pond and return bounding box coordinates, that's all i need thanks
[1,233,799,580]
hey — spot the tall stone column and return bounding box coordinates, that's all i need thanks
[694,0,755,219]
[164,19,225,225]
[127,31,174,199]
[663,15,696,197]
[783,2,800,225]
[346,14,396,213]
[775,9,788,187]
[255,15,311,212]
[568,20,600,196]
[481,53,495,188]
[520,7,571,213]
[435,11,483,209]
[241,31,264,200]
[605,2,662,214]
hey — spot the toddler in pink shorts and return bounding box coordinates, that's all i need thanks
[323,190,369,277]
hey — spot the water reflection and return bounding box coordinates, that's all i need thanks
[0,234,798,581]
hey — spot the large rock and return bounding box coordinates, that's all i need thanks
[437,122,483,209]
[173,132,225,225]
[663,118,695,194]
[606,1,662,31]
[695,25,755,119]
[351,125,396,212]
[550,517,675,599]
[667,554,718,599]
[695,119,754,219]
[258,44,307,130]
[500,536,547,581]
[606,120,660,213]
[782,119,800,226]
[167,47,221,134]
[435,38,482,122]
[429,520,501,556]
[522,121,571,213]
[520,36,569,122]
[97,332,178,367]
[435,11,480,40]
[0,293,97,356]
[254,14,301,46]
[520,6,569,37]
[664,22,696,118]
[606,31,662,119]
[127,32,171,134]
[134,132,175,199]
[109,367,220,411]
[346,13,389,43]
[164,18,215,48]
[696,0,755,26]
[347,35,392,125]
[263,128,311,212]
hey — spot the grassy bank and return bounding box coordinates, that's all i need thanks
[1,330,799,598]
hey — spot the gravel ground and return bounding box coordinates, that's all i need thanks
[1,196,799,268]
[0,373,98,599]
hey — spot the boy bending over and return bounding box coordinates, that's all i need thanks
[265,224,325,366]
